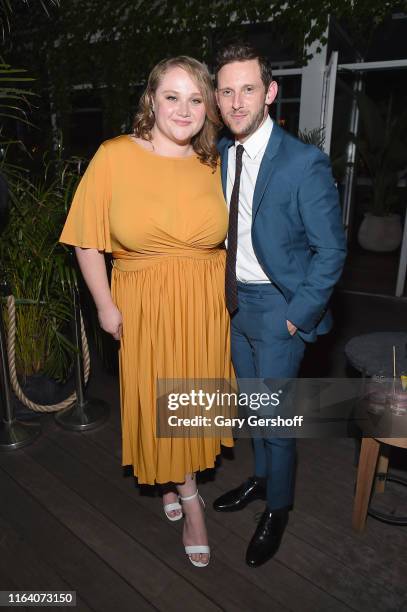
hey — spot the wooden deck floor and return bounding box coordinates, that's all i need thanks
[1,361,407,612]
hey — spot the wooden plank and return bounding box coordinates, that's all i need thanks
[213,436,407,547]
[352,438,380,532]
[24,428,281,612]
[0,461,155,612]
[0,513,93,611]
[83,360,121,432]
[289,509,407,600]
[46,421,358,611]
[51,415,407,610]
[203,483,404,612]
[0,569,30,612]
[221,433,407,539]
[206,487,403,611]
[0,447,219,612]
[215,533,352,612]
[295,439,407,547]
[92,419,407,556]
[209,440,407,611]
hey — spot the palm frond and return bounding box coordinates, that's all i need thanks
[298,127,325,149]
[1,0,60,40]
[1,151,84,381]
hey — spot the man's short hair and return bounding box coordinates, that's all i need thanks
[214,42,273,91]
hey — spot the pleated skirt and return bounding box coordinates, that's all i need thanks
[111,249,234,484]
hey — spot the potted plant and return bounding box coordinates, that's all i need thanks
[354,91,407,252]
[0,0,90,411]
[298,126,348,185]
[0,154,80,398]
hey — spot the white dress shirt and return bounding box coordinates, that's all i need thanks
[226,115,273,283]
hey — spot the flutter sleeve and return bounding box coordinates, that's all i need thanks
[59,143,112,252]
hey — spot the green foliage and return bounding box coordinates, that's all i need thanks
[0,0,402,380]
[0,0,59,37]
[0,0,80,383]
[298,127,325,148]
[7,0,398,141]
[0,0,59,141]
[0,62,35,136]
[297,126,349,185]
[0,151,81,382]
[354,91,407,215]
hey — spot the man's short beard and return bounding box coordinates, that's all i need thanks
[227,104,267,139]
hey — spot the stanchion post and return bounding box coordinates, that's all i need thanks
[54,280,110,431]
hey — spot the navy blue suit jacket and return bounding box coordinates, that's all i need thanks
[219,123,347,343]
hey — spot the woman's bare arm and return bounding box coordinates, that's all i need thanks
[75,247,122,340]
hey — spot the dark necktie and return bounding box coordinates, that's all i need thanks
[225,144,244,314]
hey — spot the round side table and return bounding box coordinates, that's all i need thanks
[345,332,407,528]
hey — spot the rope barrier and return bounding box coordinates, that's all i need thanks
[4,294,91,413]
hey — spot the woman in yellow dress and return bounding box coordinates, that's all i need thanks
[59,56,234,568]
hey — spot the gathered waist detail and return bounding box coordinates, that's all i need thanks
[112,248,225,272]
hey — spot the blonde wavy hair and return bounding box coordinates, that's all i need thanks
[133,56,221,169]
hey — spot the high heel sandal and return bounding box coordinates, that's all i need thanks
[180,490,210,567]
[163,495,183,522]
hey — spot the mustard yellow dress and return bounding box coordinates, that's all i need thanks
[59,135,234,484]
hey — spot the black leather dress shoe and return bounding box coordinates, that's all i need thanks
[213,476,266,512]
[245,507,289,567]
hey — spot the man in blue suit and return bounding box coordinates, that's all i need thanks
[213,42,347,567]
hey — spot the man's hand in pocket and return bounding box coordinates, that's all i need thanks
[287,320,297,336]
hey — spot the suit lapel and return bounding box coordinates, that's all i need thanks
[252,123,285,220]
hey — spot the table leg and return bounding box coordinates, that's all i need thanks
[352,438,380,532]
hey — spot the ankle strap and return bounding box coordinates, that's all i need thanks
[180,490,199,502]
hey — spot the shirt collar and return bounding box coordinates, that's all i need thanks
[234,115,273,160]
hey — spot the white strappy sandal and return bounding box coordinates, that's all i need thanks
[180,490,210,567]
[163,495,183,522]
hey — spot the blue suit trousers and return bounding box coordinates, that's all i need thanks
[231,282,306,511]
